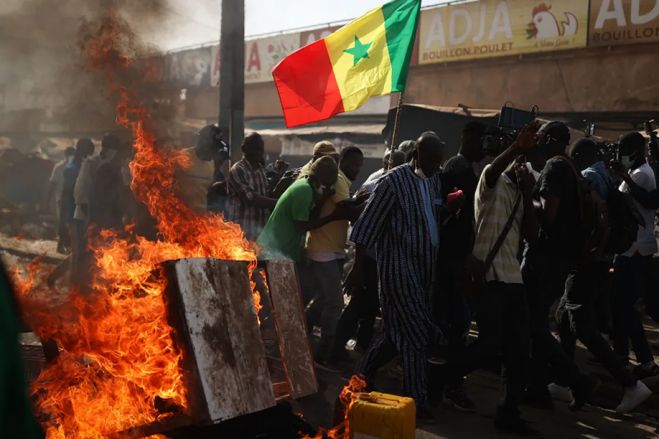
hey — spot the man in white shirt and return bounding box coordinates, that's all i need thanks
[437,122,542,436]
[613,132,659,379]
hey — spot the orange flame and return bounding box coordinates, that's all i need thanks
[301,375,367,439]
[12,10,262,439]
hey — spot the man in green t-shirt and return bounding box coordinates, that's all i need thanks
[257,156,346,262]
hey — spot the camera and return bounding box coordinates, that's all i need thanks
[480,105,537,156]
[481,125,515,156]
[583,121,620,162]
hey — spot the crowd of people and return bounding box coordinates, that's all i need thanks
[222,120,659,437]
[36,118,659,437]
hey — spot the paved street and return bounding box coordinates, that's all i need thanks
[297,328,659,438]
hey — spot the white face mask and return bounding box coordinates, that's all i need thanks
[414,158,428,179]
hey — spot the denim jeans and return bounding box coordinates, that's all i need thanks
[612,254,654,365]
[305,259,345,358]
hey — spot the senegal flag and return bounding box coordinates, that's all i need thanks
[272,0,420,128]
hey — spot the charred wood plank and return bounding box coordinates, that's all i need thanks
[265,260,318,399]
[163,258,275,424]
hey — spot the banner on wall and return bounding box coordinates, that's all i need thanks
[211,33,300,86]
[418,0,589,64]
[167,47,212,87]
[589,0,659,46]
[299,26,341,47]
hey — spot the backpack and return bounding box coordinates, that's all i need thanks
[604,182,645,255]
[559,157,609,259]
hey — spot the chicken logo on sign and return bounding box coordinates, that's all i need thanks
[526,3,578,39]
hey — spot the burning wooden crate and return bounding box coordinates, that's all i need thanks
[162,258,317,426]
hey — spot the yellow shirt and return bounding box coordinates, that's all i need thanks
[305,170,351,257]
[174,147,215,214]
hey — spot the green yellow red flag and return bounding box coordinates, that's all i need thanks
[272,0,421,128]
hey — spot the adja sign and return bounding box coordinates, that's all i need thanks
[589,0,659,46]
[418,0,589,64]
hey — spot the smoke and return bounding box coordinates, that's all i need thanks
[0,0,174,146]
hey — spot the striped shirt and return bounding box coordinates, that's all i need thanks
[350,164,442,351]
[472,165,523,284]
[226,158,271,241]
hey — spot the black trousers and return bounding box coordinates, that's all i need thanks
[333,256,380,355]
[612,255,654,365]
[358,331,428,406]
[442,282,529,419]
[433,254,471,387]
[557,262,636,387]
[522,250,583,393]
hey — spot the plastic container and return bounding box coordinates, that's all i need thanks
[349,392,416,439]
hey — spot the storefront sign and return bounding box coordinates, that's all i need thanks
[419,0,589,64]
[589,0,659,46]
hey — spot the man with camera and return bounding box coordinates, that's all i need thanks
[554,137,652,414]
[436,121,542,436]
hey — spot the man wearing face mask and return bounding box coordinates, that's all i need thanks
[611,132,659,381]
[551,137,652,414]
[522,121,599,411]
[226,132,276,241]
[257,156,349,263]
[346,132,460,423]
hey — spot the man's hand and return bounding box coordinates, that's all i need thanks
[514,162,535,196]
[513,120,542,152]
[353,191,371,205]
[333,199,363,221]
[445,192,464,216]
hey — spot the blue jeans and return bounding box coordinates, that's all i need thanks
[612,254,654,365]
[305,259,345,358]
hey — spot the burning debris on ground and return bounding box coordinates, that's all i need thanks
[2,4,365,439]
[4,1,659,439]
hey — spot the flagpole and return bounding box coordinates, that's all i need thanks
[388,91,404,169]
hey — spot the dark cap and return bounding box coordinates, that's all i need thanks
[539,121,570,146]
[619,131,646,155]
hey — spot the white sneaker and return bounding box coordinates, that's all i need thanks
[548,382,573,402]
[616,381,652,414]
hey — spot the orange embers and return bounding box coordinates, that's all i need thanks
[11,10,261,439]
[302,375,367,439]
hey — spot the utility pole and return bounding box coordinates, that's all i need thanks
[218,0,245,162]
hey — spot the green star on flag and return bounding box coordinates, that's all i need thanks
[343,36,372,66]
